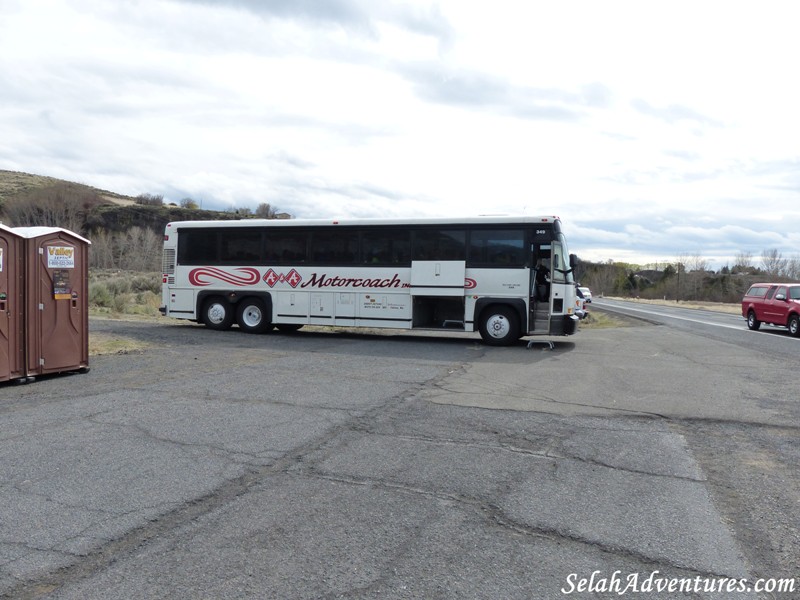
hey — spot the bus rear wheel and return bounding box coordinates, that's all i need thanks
[479,305,519,346]
[202,296,234,331]
[237,298,272,334]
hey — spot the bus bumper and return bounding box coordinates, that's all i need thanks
[561,314,580,336]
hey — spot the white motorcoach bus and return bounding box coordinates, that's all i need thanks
[160,216,580,346]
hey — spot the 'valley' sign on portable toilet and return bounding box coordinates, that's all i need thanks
[0,224,24,383]
[14,226,91,379]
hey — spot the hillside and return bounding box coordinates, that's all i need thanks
[0,169,135,205]
[0,169,249,234]
[0,170,267,271]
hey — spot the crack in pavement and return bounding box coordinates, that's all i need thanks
[299,468,739,580]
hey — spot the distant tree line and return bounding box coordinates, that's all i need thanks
[577,249,800,303]
[135,193,282,219]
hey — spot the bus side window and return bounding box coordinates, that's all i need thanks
[440,230,465,260]
[265,231,308,264]
[468,229,524,267]
[362,229,410,265]
[219,230,262,264]
[311,230,358,265]
[178,230,218,265]
[413,229,465,261]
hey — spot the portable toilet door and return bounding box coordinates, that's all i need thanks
[14,227,91,378]
[0,224,24,382]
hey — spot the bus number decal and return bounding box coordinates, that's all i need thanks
[188,267,261,287]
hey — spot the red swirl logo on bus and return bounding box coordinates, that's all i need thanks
[188,267,261,287]
[465,278,477,289]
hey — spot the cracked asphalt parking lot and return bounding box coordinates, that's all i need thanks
[1,316,797,599]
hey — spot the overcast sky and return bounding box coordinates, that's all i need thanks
[1,0,798,268]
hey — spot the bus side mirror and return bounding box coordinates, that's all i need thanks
[569,254,578,270]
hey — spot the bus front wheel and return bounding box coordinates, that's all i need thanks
[479,306,519,346]
[202,297,234,331]
[237,298,272,334]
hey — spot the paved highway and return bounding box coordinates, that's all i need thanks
[593,298,799,353]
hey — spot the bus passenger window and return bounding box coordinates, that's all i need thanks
[468,229,525,266]
[265,231,308,263]
[412,230,465,261]
[178,230,218,264]
[311,231,358,264]
[361,230,410,265]
[220,231,262,264]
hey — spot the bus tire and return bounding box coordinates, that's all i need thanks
[202,296,234,331]
[479,305,519,346]
[237,298,272,334]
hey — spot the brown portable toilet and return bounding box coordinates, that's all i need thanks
[14,227,91,379]
[0,224,25,383]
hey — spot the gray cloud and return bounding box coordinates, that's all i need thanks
[631,99,723,127]
[743,158,800,193]
[166,1,608,124]
[173,0,453,41]
[570,210,800,268]
[399,64,610,121]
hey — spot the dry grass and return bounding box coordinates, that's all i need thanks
[89,332,151,356]
[578,310,630,329]
[0,170,59,200]
[0,169,135,204]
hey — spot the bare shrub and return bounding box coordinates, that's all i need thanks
[3,182,101,232]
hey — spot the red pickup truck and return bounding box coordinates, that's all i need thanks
[741,283,800,336]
